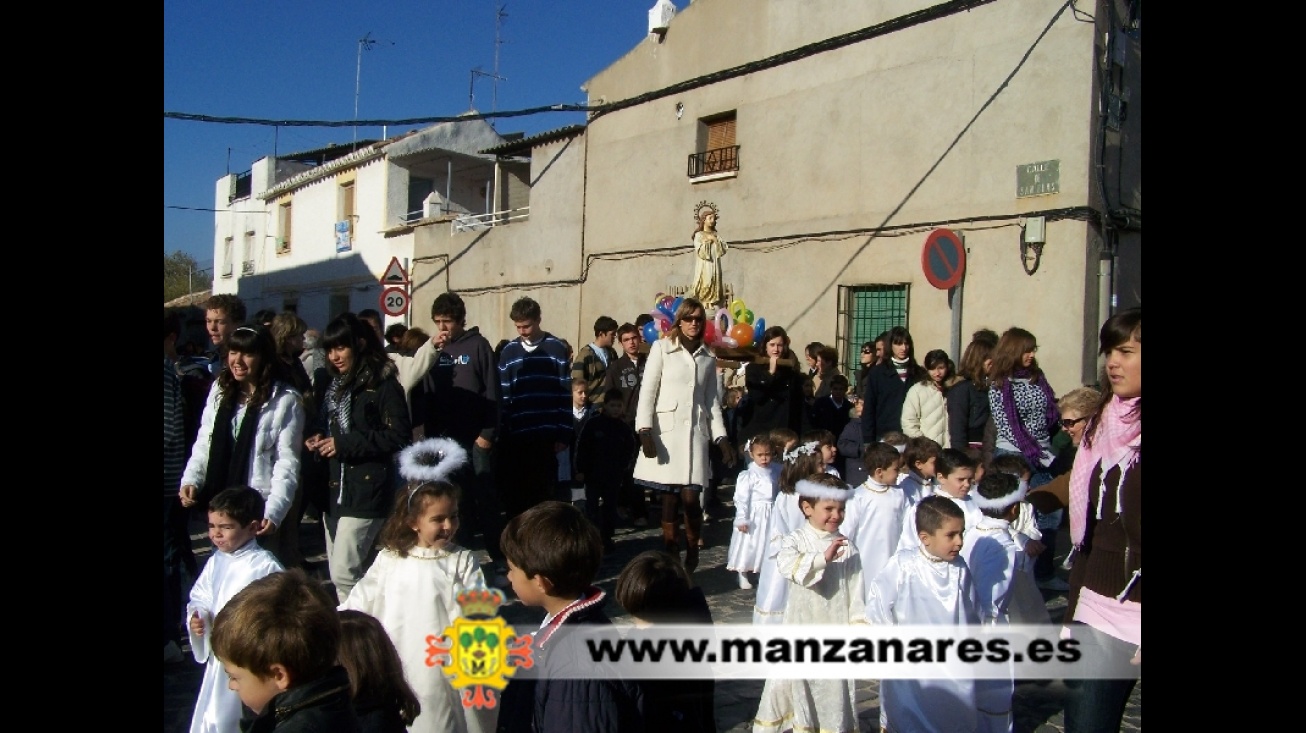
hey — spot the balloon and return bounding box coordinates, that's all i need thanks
[703,319,717,345]
[656,315,672,333]
[652,292,666,308]
[719,336,738,349]
[730,323,755,349]
[752,317,767,345]
[715,307,733,333]
[729,299,747,319]
[737,309,754,326]
[671,296,684,316]
[641,321,660,344]
[657,297,676,320]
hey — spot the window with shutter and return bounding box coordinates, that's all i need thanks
[688,112,740,178]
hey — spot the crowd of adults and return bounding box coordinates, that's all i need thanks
[165,292,1140,733]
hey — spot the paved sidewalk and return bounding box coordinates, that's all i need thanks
[165,506,1140,732]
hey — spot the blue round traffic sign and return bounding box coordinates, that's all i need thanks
[922,229,966,290]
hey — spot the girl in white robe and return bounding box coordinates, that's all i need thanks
[752,443,823,625]
[753,476,865,733]
[867,495,981,733]
[727,439,780,588]
[341,439,489,733]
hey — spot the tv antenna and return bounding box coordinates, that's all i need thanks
[354,32,394,146]
[468,4,508,124]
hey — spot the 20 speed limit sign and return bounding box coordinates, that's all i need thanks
[380,287,410,317]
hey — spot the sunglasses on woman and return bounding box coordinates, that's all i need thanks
[681,315,706,324]
[1059,416,1089,429]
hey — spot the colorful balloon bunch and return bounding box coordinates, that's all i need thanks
[640,293,767,351]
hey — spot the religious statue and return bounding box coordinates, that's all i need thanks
[690,201,727,306]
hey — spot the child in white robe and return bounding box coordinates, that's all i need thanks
[752,441,823,625]
[843,442,909,582]
[753,475,865,733]
[959,472,1031,733]
[866,495,981,733]
[896,436,941,505]
[187,487,285,733]
[727,437,781,589]
[897,448,982,553]
[341,439,488,733]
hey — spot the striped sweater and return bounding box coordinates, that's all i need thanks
[498,332,574,444]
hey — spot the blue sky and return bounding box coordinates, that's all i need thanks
[164,0,665,267]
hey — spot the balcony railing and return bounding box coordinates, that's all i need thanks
[687,145,740,178]
[450,206,531,235]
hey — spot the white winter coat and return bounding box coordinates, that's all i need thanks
[900,381,950,448]
[181,381,306,526]
[633,337,728,488]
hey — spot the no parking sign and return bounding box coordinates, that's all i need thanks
[922,228,966,290]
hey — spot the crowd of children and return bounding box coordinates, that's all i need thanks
[170,305,1127,733]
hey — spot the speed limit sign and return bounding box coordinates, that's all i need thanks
[379,286,410,317]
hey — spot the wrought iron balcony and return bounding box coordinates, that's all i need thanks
[687,145,740,178]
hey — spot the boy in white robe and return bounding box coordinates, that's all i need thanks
[843,442,908,582]
[959,472,1030,733]
[187,487,285,733]
[753,475,866,733]
[897,448,981,553]
[867,495,981,733]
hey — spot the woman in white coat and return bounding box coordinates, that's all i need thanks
[634,297,737,572]
[900,348,952,448]
[180,325,305,562]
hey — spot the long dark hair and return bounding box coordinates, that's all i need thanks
[1084,308,1141,448]
[322,312,391,395]
[988,327,1042,388]
[216,325,284,409]
[881,326,926,382]
[757,325,797,361]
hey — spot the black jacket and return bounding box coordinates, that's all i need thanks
[946,378,991,450]
[321,366,412,519]
[496,588,644,733]
[576,413,637,487]
[737,361,808,443]
[241,665,361,733]
[860,361,918,443]
[410,326,499,445]
[639,587,718,733]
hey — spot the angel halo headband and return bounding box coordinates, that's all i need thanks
[783,441,819,464]
[398,438,469,507]
[970,478,1030,512]
[795,478,853,502]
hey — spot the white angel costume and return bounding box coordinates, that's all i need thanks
[341,544,487,733]
[960,516,1026,733]
[187,539,284,733]
[753,523,866,733]
[842,478,909,591]
[865,547,981,733]
[751,491,805,624]
[896,470,935,506]
[727,462,778,573]
[897,489,983,554]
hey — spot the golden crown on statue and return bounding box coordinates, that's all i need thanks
[456,586,506,619]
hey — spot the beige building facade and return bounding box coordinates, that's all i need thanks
[406,0,1141,391]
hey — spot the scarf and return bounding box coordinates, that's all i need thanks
[1069,395,1141,547]
[999,369,1058,465]
[324,375,354,436]
[201,389,263,509]
[891,356,909,382]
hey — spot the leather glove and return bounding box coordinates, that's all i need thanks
[640,431,657,459]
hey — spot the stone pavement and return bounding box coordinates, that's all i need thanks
[164,501,1141,732]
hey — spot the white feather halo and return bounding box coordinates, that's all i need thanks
[795,478,853,502]
[971,478,1029,511]
[398,438,469,485]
